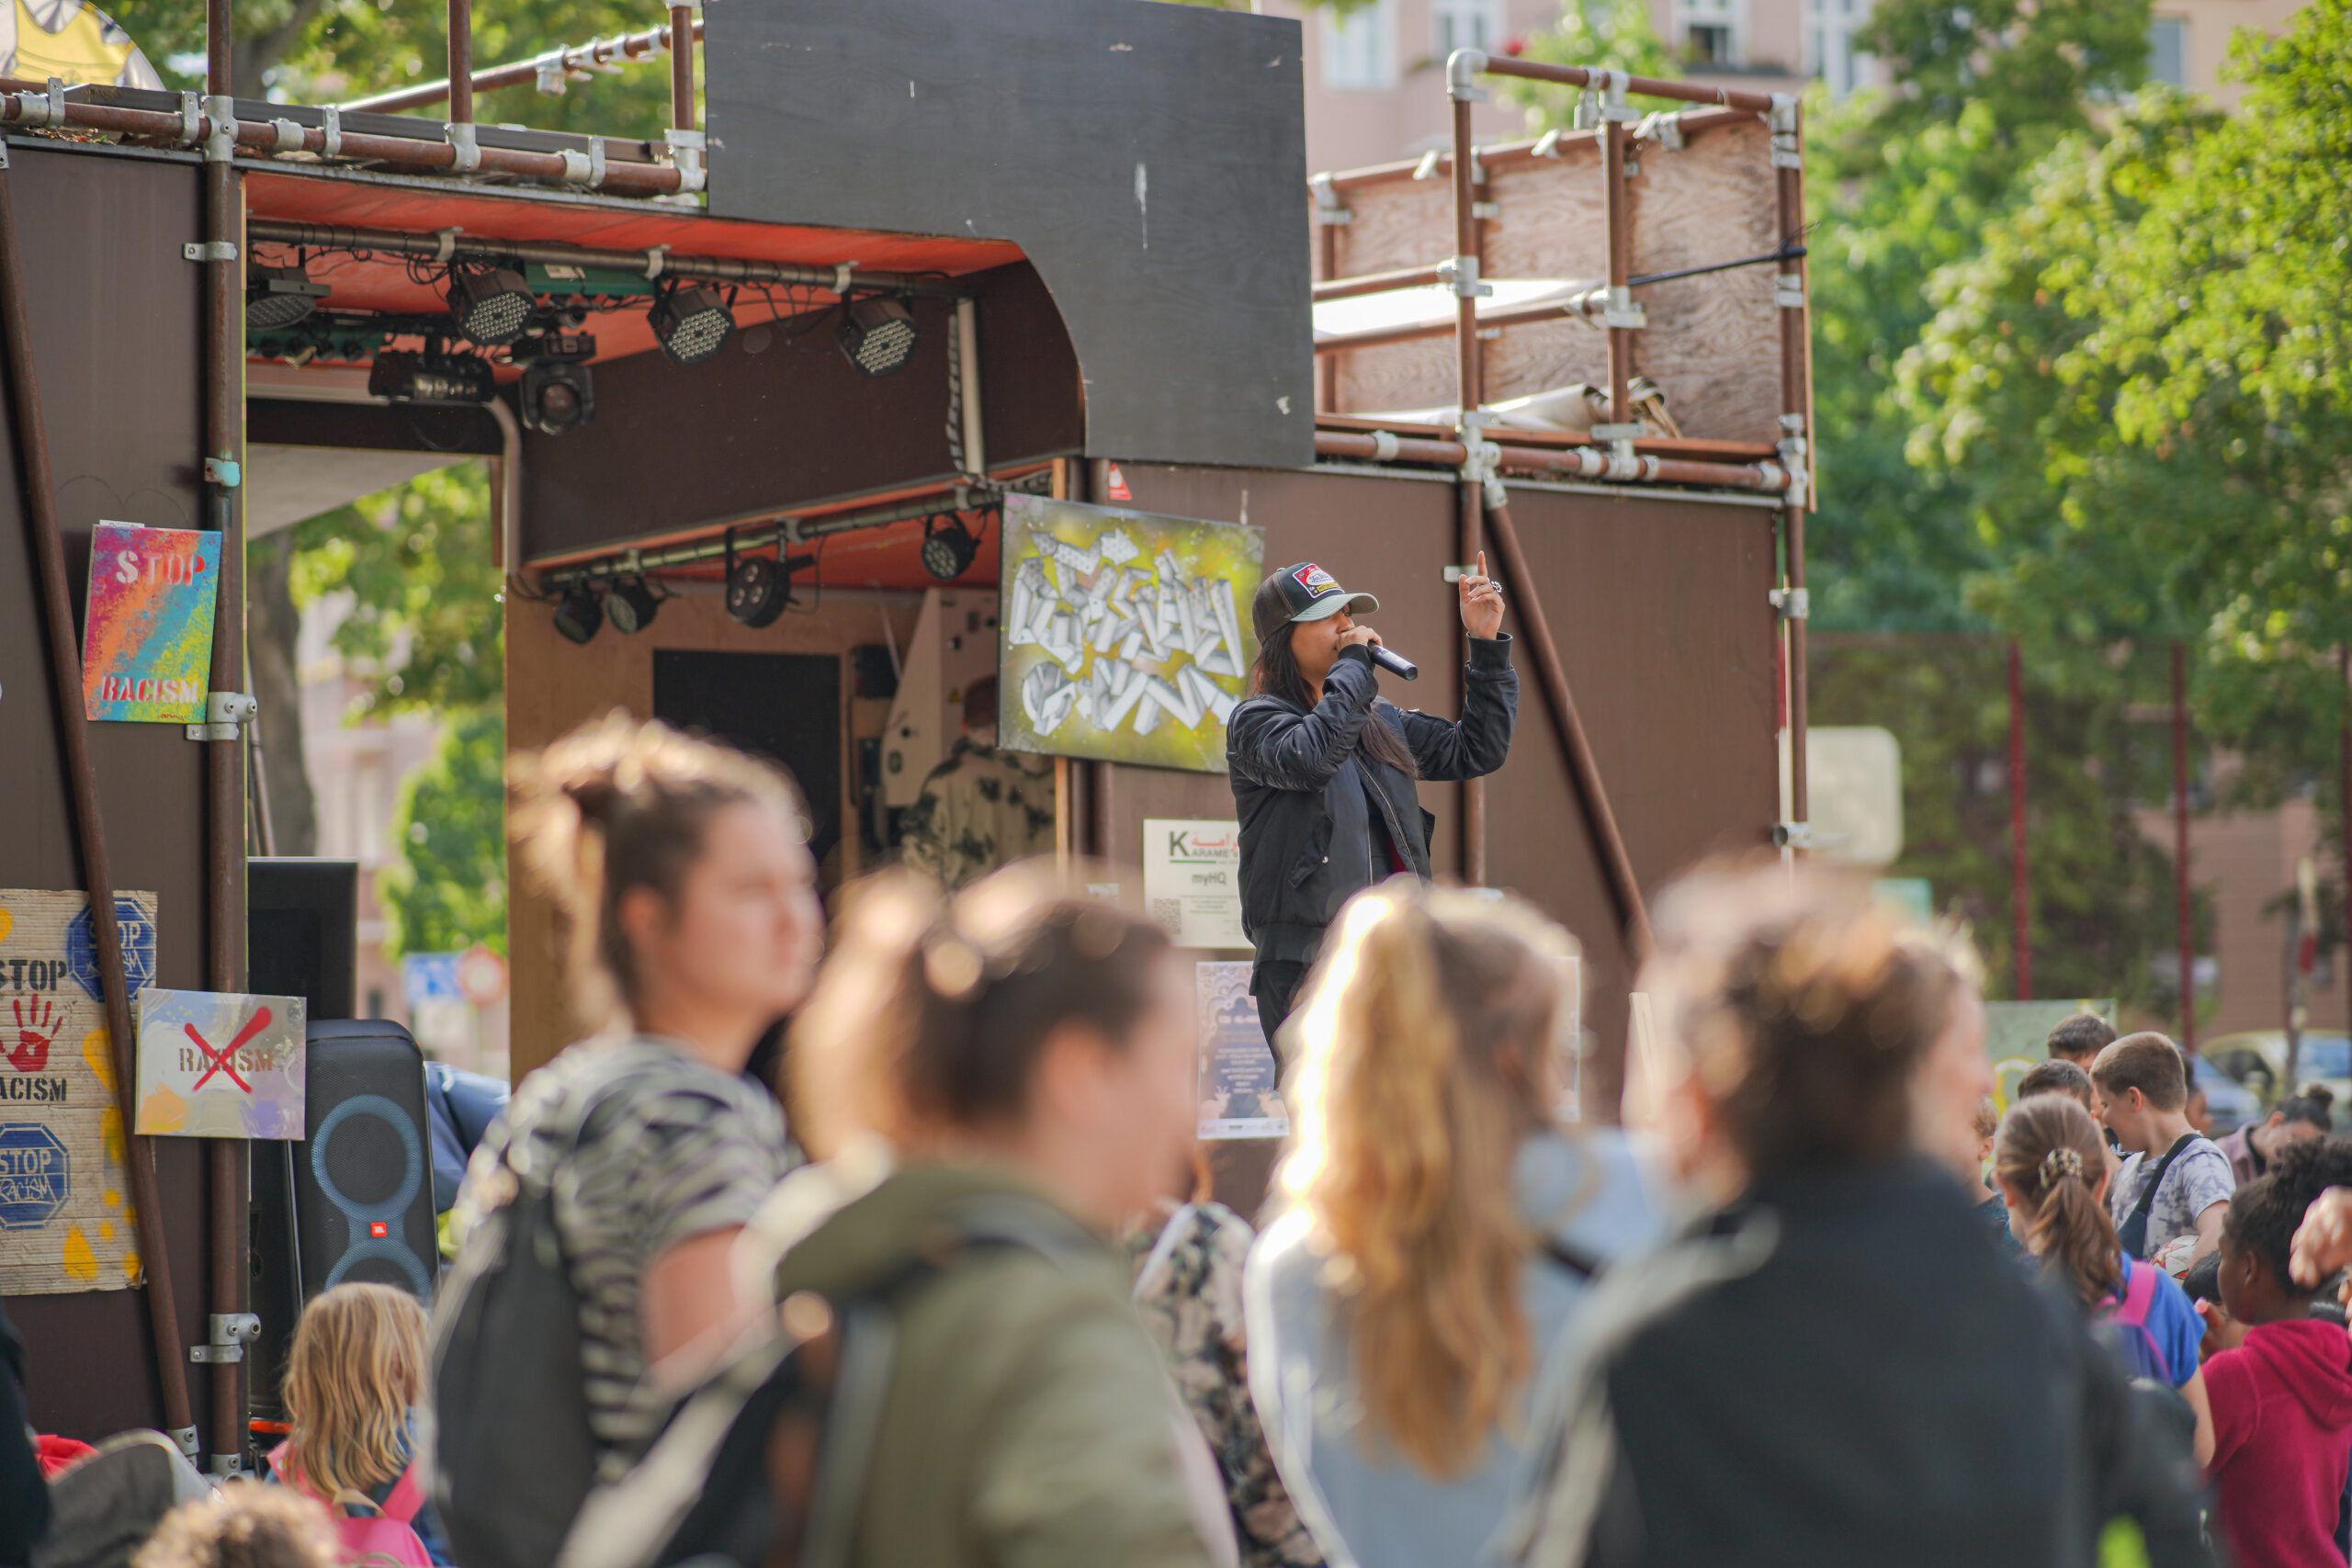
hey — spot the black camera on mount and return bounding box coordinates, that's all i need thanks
[515,332,597,435]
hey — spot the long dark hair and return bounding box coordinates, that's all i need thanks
[1995,1096,2123,1309]
[1250,576,1417,777]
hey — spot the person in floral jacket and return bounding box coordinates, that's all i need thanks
[1128,1196,1327,1568]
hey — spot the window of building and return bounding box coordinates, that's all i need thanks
[1433,0,1503,58]
[2148,16,2188,87]
[1321,0,1399,91]
[1678,0,1744,69]
[1806,0,1870,97]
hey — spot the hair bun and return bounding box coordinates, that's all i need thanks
[2039,1145,2085,1190]
[2301,1082,2336,1111]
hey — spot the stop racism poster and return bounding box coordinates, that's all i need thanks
[82,521,222,724]
[0,888,159,1296]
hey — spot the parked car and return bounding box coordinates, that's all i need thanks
[2205,1031,2350,1124]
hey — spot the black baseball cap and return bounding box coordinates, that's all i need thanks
[1268,561,1379,623]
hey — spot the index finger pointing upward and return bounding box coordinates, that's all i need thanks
[1477,549,1487,580]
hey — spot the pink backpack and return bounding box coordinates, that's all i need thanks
[268,1440,433,1566]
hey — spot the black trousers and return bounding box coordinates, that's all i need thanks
[1251,960,1310,1057]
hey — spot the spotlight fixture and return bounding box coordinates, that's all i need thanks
[649,283,734,366]
[725,539,820,630]
[447,265,535,347]
[837,295,920,378]
[605,575,662,635]
[518,333,597,434]
[552,583,604,645]
[921,513,979,582]
[246,264,329,330]
[367,348,495,407]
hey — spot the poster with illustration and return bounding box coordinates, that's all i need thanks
[0,888,158,1295]
[1195,961,1287,1140]
[998,495,1263,773]
[134,988,306,1140]
[82,521,222,723]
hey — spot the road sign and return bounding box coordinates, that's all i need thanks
[456,945,509,1008]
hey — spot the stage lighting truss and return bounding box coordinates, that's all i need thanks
[921,512,979,581]
[650,282,735,366]
[838,294,920,378]
[246,264,330,330]
[447,265,535,347]
[517,333,598,435]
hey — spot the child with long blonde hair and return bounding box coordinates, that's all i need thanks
[1244,883,1659,1568]
[269,1284,450,1564]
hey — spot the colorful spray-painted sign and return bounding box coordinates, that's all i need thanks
[135,989,306,1140]
[82,521,221,723]
[0,888,156,1295]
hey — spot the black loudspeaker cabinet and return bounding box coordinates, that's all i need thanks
[248,858,359,1021]
[249,1020,439,1420]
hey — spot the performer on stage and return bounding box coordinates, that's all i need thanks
[1227,555,1517,1052]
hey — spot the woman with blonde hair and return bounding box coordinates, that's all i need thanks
[1243,883,1658,1568]
[268,1283,449,1562]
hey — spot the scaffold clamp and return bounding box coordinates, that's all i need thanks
[1770,586,1810,620]
[186,691,255,744]
[1773,820,1813,849]
[1437,255,1492,299]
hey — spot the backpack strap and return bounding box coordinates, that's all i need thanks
[378,1461,424,1525]
[1540,1235,1606,1282]
[2129,1134,2199,1224]
[2103,1258,2174,1384]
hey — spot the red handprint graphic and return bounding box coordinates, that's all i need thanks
[11,997,57,1073]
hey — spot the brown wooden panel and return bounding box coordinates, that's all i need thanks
[0,145,216,1443]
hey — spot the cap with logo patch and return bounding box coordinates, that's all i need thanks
[1270,561,1379,623]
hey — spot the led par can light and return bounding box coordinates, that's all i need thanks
[605,575,662,635]
[838,296,921,378]
[246,265,330,330]
[921,513,979,581]
[552,583,604,645]
[650,284,735,366]
[447,265,535,347]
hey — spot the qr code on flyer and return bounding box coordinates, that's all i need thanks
[1150,898,1183,934]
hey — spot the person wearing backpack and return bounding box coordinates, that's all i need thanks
[1993,1097,2215,1465]
[432,716,822,1567]
[2091,1033,2234,1269]
[1243,883,1658,1568]
[269,1284,447,1565]
[740,866,1230,1568]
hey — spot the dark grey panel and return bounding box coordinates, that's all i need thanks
[706,0,1312,473]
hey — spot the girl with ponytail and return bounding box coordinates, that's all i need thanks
[1244,883,1658,1568]
[1994,1095,2214,1463]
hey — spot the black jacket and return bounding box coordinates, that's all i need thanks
[1226,635,1517,968]
[1503,1158,2211,1568]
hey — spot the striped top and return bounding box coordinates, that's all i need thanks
[458,1036,793,1482]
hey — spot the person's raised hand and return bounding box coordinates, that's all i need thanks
[2290,1187,2352,1288]
[1338,625,1384,652]
[1459,549,1505,639]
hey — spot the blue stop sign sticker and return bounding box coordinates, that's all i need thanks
[67,896,157,1003]
[0,1123,69,1231]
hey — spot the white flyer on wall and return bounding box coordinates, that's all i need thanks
[1142,818,1248,951]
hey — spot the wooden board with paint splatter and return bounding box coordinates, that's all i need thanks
[0,887,158,1294]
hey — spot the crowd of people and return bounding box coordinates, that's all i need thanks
[10,713,2352,1568]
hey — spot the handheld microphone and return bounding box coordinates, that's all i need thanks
[1367,644,1419,682]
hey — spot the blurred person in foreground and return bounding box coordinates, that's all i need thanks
[2200,1137,2352,1568]
[1245,885,1660,1568]
[1125,1151,1324,1568]
[2214,1088,2334,1188]
[2091,1034,2233,1271]
[130,1486,337,1568]
[753,865,1232,1568]
[1503,859,2210,1568]
[1994,1097,2213,1465]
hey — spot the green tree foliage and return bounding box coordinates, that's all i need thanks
[288,462,503,720]
[1854,0,2149,145]
[380,705,508,959]
[1495,0,1677,127]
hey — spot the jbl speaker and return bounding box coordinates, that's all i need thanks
[249,1020,439,1420]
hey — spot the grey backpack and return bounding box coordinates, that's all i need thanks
[427,1069,642,1568]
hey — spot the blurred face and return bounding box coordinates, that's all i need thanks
[1916,987,1993,1184]
[2256,1111,2325,1160]
[625,800,823,1024]
[1289,609,1353,689]
[2098,1085,2157,1153]
[1029,949,1203,1229]
[2217,1230,2259,1323]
